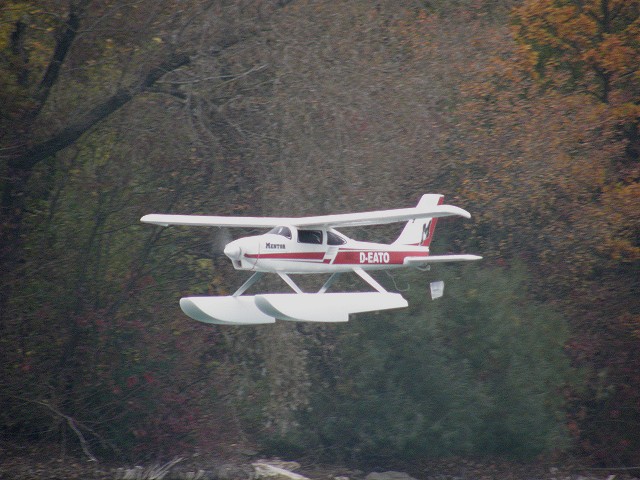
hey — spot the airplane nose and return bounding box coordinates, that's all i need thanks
[224,242,242,260]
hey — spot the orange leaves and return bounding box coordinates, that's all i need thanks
[514,2,597,52]
[459,5,640,462]
[484,0,640,281]
[599,183,640,263]
[598,35,635,73]
[452,16,634,291]
[512,0,640,105]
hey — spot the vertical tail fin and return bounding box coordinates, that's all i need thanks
[393,194,444,246]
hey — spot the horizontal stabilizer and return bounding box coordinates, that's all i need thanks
[403,254,482,266]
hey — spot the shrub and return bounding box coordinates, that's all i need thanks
[298,264,574,462]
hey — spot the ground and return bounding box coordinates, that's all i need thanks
[0,446,639,480]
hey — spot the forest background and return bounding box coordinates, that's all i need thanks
[1,0,638,469]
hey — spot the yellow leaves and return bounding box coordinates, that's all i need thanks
[620,313,640,339]
[196,258,213,271]
[515,1,597,46]
[610,103,640,125]
[0,2,43,29]
[606,182,640,205]
[607,239,640,262]
[596,183,640,263]
[507,2,640,277]
[0,1,60,94]
[454,25,636,280]
[512,0,640,103]
[598,35,635,72]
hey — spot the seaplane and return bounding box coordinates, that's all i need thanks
[141,194,481,325]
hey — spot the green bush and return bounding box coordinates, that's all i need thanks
[299,264,574,462]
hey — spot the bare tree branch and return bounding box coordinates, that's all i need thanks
[34,1,91,115]
[28,398,98,462]
[8,53,191,171]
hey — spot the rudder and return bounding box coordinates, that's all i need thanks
[393,194,444,246]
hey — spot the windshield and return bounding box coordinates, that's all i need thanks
[268,226,292,239]
[327,230,346,245]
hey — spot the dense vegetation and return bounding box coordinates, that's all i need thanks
[296,265,573,462]
[1,0,638,467]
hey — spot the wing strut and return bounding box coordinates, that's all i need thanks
[319,273,341,294]
[232,272,265,297]
[278,273,304,294]
[353,268,388,293]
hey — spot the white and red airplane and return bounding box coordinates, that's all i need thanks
[141,194,481,325]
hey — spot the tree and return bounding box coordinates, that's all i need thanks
[444,1,640,464]
[512,0,640,161]
[511,3,640,464]
[0,0,300,458]
[297,265,573,462]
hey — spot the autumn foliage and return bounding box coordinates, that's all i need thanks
[0,0,639,467]
[454,0,640,464]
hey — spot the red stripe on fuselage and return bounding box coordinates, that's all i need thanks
[332,249,429,265]
[246,250,430,266]
[245,252,326,261]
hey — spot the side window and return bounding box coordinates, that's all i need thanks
[327,231,346,245]
[298,229,323,244]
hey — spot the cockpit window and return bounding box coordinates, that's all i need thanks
[298,229,323,244]
[327,231,346,245]
[269,226,292,239]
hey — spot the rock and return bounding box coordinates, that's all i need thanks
[239,448,260,458]
[252,462,310,480]
[254,460,302,472]
[365,472,419,480]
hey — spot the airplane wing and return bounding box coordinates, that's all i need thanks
[293,204,470,228]
[140,214,291,228]
[140,204,471,228]
[403,254,482,265]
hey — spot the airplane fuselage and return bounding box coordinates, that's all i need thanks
[223,226,430,273]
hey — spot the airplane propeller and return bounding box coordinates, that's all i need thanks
[210,227,233,256]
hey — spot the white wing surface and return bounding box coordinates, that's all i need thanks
[140,214,290,228]
[140,204,471,228]
[292,204,470,227]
